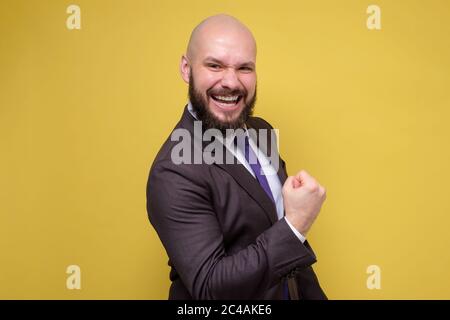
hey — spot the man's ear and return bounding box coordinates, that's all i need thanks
[180,55,191,84]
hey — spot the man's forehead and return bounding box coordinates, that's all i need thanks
[193,32,255,63]
[187,14,257,61]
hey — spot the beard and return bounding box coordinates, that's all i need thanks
[188,73,256,132]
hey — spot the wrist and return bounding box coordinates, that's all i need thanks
[285,212,310,236]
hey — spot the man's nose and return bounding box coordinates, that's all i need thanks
[220,69,241,90]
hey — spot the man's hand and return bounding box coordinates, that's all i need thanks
[282,170,327,237]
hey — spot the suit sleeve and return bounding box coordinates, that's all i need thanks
[146,159,317,300]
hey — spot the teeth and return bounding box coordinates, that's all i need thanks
[214,95,239,102]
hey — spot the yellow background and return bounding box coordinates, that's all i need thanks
[1,0,449,299]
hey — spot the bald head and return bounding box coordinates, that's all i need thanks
[180,15,258,130]
[186,14,257,62]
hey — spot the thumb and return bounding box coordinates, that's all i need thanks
[295,170,313,186]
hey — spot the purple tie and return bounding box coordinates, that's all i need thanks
[243,136,275,203]
[242,135,290,300]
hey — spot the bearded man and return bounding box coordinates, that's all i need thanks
[146,14,327,300]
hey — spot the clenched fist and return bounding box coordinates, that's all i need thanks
[282,170,327,236]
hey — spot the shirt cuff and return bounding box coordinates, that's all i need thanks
[284,217,306,243]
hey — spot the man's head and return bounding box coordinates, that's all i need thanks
[180,14,257,131]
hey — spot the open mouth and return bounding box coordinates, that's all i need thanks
[210,94,242,106]
[210,95,242,112]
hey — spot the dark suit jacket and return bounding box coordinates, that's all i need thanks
[146,106,327,300]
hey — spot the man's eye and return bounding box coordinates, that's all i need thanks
[208,64,221,69]
[239,67,253,72]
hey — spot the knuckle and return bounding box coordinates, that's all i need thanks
[309,182,319,192]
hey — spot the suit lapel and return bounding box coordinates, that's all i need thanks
[214,150,279,225]
[277,159,288,185]
[212,119,287,225]
[180,106,285,225]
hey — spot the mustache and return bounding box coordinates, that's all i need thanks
[207,88,247,97]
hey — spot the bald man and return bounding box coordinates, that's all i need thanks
[146,14,327,300]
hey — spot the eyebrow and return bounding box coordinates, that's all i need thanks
[203,57,255,69]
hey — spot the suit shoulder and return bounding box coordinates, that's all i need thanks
[148,148,212,189]
[247,116,275,130]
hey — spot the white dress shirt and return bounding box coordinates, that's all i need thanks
[187,102,306,243]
